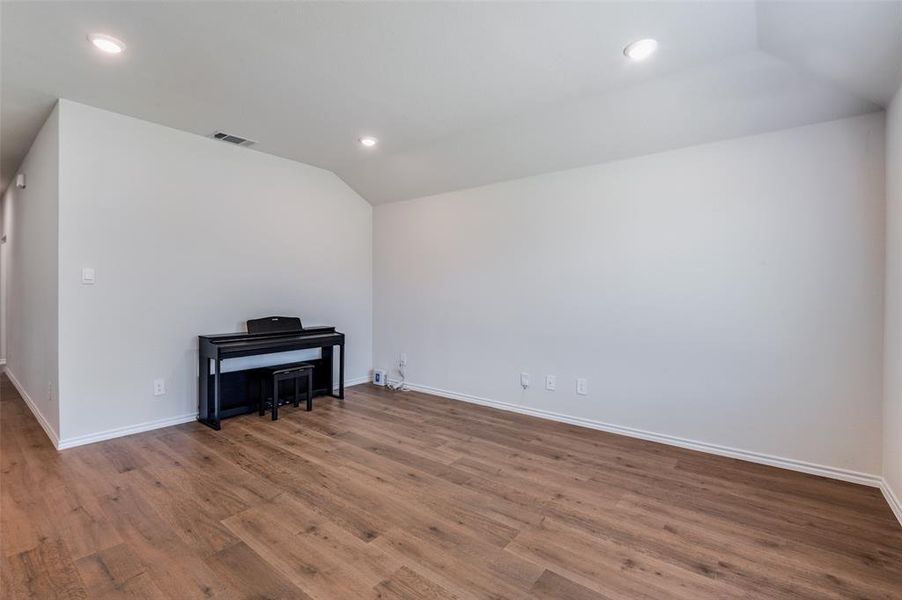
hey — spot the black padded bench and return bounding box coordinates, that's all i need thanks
[258,362,314,420]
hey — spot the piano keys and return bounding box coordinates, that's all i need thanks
[197,318,345,430]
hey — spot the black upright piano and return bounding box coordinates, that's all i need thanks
[197,316,345,429]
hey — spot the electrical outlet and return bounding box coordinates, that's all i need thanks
[153,378,166,396]
[520,372,530,389]
[400,352,408,367]
[545,375,556,391]
[576,378,588,395]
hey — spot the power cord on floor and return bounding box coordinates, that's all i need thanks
[386,361,408,392]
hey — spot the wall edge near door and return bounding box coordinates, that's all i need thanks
[4,367,60,450]
[397,380,885,489]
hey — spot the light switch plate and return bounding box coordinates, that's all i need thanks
[81,267,95,285]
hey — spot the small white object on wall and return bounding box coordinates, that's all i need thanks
[15,173,25,189]
[373,369,386,386]
[81,267,96,285]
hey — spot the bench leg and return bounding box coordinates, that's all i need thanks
[272,375,279,421]
[306,373,313,411]
[293,376,300,408]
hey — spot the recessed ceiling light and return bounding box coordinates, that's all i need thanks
[624,38,658,62]
[88,33,126,54]
[359,136,378,147]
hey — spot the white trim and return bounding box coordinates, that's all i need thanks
[400,380,885,489]
[55,375,371,450]
[338,376,369,389]
[4,367,60,449]
[4,365,194,451]
[57,412,198,450]
[881,479,902,527]
[0,358,7,366]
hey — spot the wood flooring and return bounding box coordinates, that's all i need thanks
[2,373,901,599]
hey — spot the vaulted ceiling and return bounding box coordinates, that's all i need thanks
[2,1,901,204]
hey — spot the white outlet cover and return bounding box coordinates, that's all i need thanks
[153,378,166,396]
[81,267,96,284]
[576,378,588,395]
[520,372,530,388]
[545,375,556,391]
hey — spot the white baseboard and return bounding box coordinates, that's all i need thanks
[400,381,885,489]
[57,412,199,450]
[4,367,60,449]
[881,479,902,527]
[340,376,370,389]
[51,375,371,450]
[58,375,370,450]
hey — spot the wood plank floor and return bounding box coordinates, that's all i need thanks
[2,374,901,599]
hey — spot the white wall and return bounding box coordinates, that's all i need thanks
[56,100,372,444]
[885,89,902,512]
[374,113,887,477]
[1,190,8,363]
[2,105,60,438]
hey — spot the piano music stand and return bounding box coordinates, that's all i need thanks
[247,316,303,335]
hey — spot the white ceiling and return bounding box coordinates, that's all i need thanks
[2,1,900,204]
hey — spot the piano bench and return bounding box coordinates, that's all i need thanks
[257,363,315,421]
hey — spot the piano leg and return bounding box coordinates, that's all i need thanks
[212,357,222,430]
[324,346,334,396]
[339,343,345,400]
[198,354,207,422]
[197,356,222,430]
[272,374,278,421]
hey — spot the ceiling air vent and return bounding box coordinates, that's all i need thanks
[210,131,256,147]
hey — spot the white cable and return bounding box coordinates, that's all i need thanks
[386,361,408,392]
